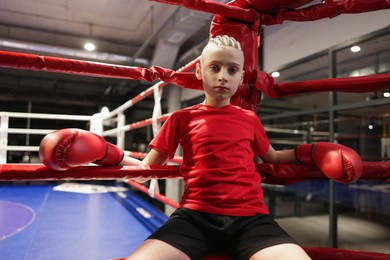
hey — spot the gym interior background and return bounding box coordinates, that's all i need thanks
[0,0,389,256]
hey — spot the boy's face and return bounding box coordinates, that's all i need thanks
[196,44,244,107]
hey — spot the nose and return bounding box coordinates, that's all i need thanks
[218,69,228,83]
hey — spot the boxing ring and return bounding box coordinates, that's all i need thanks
[1,0,390,259]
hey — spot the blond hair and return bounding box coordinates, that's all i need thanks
[208,35,242,50]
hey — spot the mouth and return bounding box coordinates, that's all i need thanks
[214,86,229,91]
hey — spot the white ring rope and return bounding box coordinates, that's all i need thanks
[148,80,164,197]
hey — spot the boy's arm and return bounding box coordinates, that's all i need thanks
[119,156,142,165]
[260,143,362,183]
[260,146,296,164]
[39,128,168,166]
[141,149,170,166]
[122,148,169,183]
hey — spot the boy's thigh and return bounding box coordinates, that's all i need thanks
[235,215,298,259]
[250,243,311,260]
[148,208,211,260]
[127,239,191,260]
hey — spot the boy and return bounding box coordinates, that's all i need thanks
[123,35,311,259]
[41,35,360,259]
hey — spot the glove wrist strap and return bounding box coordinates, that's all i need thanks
[295,144,314,164]
[94,142,124,166]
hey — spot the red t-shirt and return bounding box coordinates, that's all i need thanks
[149,104,270,216]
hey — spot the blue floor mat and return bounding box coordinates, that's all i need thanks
[0,183,167,260]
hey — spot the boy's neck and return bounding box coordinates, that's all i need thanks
[202,99,231,108]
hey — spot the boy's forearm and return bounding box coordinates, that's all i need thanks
[274,149,297,164]
[119,156,151,183]
[119,155,143,165]
[119,149,169,183]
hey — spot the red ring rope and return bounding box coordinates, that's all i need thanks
[126,179,179,209]
[0,164,181,181]
[0,162,388,183]
[127,113,171,131]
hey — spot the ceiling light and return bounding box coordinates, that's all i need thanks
[350,45,361,53]
[271,71,280,78]
[84,42,96,51]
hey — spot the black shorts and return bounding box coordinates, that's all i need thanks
[148,207,297,260]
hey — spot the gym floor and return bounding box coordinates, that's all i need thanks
[0,182,167,260]
[278,214,390,254]
[264,180,390,255]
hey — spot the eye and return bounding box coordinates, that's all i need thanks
[209,64,220,72]
[229,67,239,74]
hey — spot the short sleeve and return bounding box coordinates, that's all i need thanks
[149,112,181,158]
[252,115,270,156]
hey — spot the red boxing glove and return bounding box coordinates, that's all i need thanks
[295,142,363,183]
[39,128,124,171]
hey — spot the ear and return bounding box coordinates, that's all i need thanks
[195,62,202,80]
[240,70,245,85]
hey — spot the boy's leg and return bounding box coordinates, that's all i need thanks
[126,239,190,260]
[235,215,310,260]
[126,208,211,260]
[250,243,311,260]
